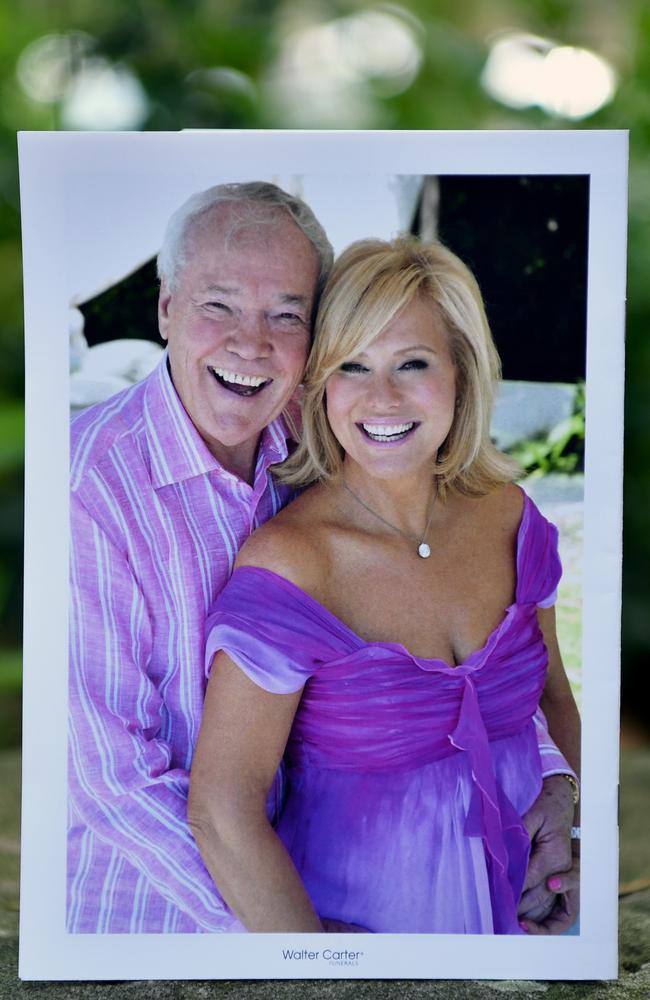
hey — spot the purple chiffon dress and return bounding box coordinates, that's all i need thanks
[204,492,561,934]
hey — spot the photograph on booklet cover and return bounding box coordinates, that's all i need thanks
[18,129,625,981]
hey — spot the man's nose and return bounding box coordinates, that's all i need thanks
[226,314,273,360]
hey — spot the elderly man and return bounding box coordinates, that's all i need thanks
[68,181,577,934]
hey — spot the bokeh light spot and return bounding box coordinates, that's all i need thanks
[481,33,617,120]
[16,32,92,103]
[267,6,422,126]
[61,59,149,130]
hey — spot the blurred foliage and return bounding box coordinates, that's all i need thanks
[0,0,647,726]
[0,650,21,694]
[509,383,586,478]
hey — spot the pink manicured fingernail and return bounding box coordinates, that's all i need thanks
[548,877,562,891]
[519,921,529,933]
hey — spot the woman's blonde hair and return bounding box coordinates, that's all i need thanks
[277,236,519,495]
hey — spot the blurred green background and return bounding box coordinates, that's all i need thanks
[1,0,647,744]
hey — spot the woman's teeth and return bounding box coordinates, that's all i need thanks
[361,422,414,442]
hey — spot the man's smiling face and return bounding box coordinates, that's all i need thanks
[158,202,320,481]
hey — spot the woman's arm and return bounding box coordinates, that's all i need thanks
[519,605,581,934]
[188,651,324,932]
[537,605,581,779]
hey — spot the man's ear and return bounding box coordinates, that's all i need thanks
[158,280,172,342]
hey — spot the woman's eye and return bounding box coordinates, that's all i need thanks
[339,362,368,374]
[400,359,428,371]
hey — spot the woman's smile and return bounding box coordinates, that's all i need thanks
[325,295,456,478]
[357,420,420,445]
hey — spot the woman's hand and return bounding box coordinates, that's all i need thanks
[518,856,580,934]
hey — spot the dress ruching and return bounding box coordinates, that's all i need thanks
[204,491,562,934]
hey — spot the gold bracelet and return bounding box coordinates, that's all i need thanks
[562,773,580,805]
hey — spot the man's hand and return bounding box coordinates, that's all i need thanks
[518,775,578,934]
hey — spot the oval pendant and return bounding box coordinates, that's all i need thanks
[418,542,431,559]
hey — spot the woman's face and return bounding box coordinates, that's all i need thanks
[325,295,457,482]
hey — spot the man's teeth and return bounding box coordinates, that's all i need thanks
[211,367,270,387]
[362,422,414,441]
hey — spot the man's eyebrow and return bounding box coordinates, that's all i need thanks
[203,284,240,295]
[278,293,310,306]
[201,287,309,306]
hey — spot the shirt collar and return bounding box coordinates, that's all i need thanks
[144,354,295,489]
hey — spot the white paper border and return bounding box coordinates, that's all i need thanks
[18,129,627,982]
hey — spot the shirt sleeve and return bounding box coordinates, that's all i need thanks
[205,612,317,695]
[536,587,558,609]
[521,499,578,782]
[518,494,563,608]
[533,707,579,782]
[205,568,325,694]
[68,495,243,932]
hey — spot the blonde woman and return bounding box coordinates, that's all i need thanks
[189,238,580,934]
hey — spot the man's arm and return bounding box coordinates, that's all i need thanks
[69,496,241,932]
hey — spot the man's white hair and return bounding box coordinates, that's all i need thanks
[157,181,333,294]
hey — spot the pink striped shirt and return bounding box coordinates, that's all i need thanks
[68,357,293,933]
[68,355,572,934]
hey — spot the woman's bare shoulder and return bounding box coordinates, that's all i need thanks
[485,481,525,525]
[448,481,524,536]
[235,485,332,591]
